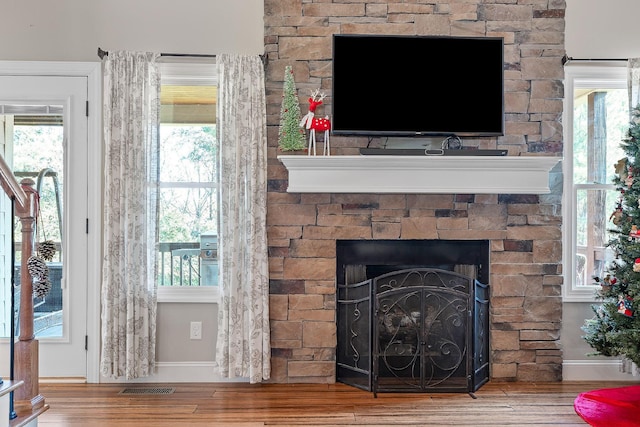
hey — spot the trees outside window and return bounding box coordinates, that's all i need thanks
[156,61,219,301]
[564,65,628,301]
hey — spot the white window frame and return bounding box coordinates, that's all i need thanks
[563,64,627,302]
[156,60,219,304]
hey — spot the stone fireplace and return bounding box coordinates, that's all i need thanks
[264,0,566,384]
[267,189,563,384]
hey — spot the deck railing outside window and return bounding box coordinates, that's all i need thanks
[158,242,200,286]
[158,241,218,287]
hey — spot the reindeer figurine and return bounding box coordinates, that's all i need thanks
[300,89,331,156]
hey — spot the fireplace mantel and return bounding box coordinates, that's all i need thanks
[278,155,562,194]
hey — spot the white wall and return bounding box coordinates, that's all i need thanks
[566,0,640,59]
[0,0,263,382]
[0,0,264,61]
[563,0,639,380]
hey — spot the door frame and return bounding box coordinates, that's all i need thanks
[0,61,102,383]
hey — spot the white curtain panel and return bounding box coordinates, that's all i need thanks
[101,51,161,379]
[629,58,640,109]
[216,54,271,383]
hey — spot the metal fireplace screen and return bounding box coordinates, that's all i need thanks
[337,267,489,394]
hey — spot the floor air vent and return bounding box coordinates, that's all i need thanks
[119,387,175,395]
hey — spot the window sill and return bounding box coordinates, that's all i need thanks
[157,286,220,303]
[563,287,600,303]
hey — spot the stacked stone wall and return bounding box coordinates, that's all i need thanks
[264,0,566,383]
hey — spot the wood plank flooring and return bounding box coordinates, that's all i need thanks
[27,380,632,426]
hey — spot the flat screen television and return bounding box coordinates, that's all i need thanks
[331,34,504,137]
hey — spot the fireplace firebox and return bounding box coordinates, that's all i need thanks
[336,240,490,395]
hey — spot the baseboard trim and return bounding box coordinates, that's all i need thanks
[563,359,639,381]
[39,377,87,384]
[41,361,640,383]
[97,361,249,384]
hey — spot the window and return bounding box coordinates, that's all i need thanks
[563,65,628,301]
[156,61,219,303]
[5,111,65,338]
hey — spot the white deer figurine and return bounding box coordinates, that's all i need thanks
[300,89,331,156]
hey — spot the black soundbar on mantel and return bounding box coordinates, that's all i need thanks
[359,148,508,156]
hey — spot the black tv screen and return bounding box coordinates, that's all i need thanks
[331,34,504,137]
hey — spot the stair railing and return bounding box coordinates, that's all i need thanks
[0,153,45,414]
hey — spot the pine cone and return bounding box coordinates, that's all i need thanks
[37,240,56,262]
[27,256,49,281]
[33,278,52,298]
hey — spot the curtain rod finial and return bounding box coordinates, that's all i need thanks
[98,48,108,60]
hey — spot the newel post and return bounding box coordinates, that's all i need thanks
[13,177,45,412]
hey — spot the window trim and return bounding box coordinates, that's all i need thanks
[156,60,219,304]
[159,286,219,303]
[563,64,628,302]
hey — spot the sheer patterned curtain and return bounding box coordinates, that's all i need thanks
[216,54,271,383]
[629,58,640,109]
[101,51,161,379]
[624,58,640,377]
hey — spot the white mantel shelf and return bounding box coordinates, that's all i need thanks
[277,155,562,194]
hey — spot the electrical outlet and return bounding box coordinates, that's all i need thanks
[190,321,202,340]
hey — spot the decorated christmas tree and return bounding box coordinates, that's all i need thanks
[582,106,640,366]
[277,65,306,152]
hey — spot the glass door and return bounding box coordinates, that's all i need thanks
[0,75,88,378]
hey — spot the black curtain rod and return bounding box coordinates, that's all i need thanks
[562,54,628,65]
[97,47,216,60]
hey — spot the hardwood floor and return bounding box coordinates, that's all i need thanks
[27,380,630,426]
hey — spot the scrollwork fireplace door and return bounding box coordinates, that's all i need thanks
[337,267,489,395]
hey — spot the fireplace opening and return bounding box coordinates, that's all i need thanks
[336,240,490,395]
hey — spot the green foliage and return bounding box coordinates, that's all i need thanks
[277,65,306,152]
[13,125,64,246]
[572,90,628,248]
[158,125,217,243]
[582,105,640,366]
